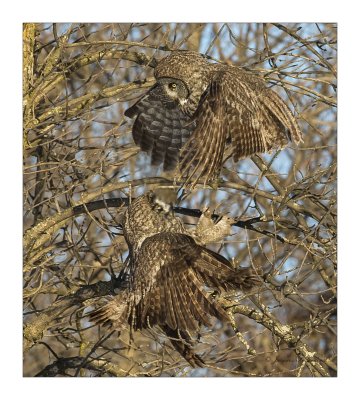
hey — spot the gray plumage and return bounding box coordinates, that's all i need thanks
[125,51,302,185]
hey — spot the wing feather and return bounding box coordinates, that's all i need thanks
[89,232,261,333]
[178,68,301,185]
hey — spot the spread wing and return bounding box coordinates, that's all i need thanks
[134,232,260,332]
[125,89,195,171]
[178,69,302,186]
[89,232,261,333]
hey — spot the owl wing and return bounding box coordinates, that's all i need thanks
[134,232,260,332]
[89,232,260,333]
[125,90,195,171]
[178,69,302,186]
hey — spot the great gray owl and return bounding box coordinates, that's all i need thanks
[125,51,302,186]
[90,191,261,367]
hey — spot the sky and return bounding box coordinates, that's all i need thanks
[3,0,358,396]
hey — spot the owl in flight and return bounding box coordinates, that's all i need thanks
[90,192,261,367]
[125,51,302,186]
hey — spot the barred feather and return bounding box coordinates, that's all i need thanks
[125,51,302,186]
[88,193,262,367]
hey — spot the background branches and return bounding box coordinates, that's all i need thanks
[23,22,337,377]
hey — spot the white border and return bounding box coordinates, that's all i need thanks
[1,0,356,397]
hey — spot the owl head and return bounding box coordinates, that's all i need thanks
[155,51,211,89]
[151,77,189,105]
[154,51,213,114]
[154,51,210,83]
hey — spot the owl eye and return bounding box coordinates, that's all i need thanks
[168,82,177,91]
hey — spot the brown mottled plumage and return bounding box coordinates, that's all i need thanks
[125,51,302,186]
[89,192,261,367]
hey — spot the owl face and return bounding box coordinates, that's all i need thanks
[151,77,189,105]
